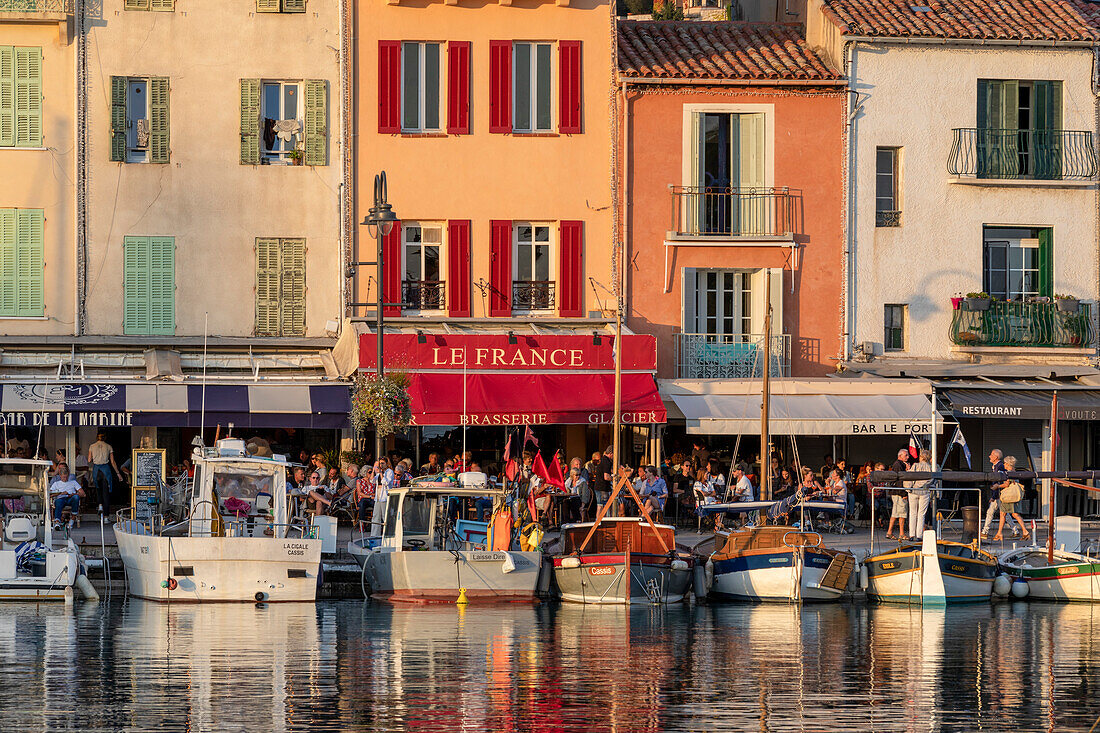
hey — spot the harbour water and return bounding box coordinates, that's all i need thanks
[2,600,1100,732]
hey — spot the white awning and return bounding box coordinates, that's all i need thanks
[660,378,941,436]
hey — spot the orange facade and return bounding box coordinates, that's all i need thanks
[623,86,847,378]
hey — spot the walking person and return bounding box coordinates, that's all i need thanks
[906,449,934,539]
[86,432,121,514]
[981,448,1005,539]
[992,456,1031,542]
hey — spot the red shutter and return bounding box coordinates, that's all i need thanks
[447,220,471,316]
[379,41,401,134]
[489,220,512,316]
[558,41,582,134]
[558,220,583,317]
[382,222,402,316]
[447,42,471,135]
[488,40,512,134]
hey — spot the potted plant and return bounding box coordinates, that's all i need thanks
[350,371,412,441]
[951,292,963,310]
[288,149,304,166]
[964,292,992,311]
[1055,293,1081,314]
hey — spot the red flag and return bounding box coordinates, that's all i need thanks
[503,433,513,463]
[544,450,565,489]
[532,451,551,486]
[909,432,920,461]
[523,425,539,449]
[505,458,518,482]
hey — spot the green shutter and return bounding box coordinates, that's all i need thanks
[148,236,174,334]
[0,48,14,147]
[256,0,279,12]
[13,47,40,148]
[240,78,260,165]
[304,79,326,166]
[110,76,126,162]
[150,0,173,10]
[123,236,150,334]
[280,238,306,336]
[125,0,151,9]
[15,209,43,317]
[977,80,1019,177]
[1038,228,1053,298]
[149,76,170,163]
[256,238,280,336]
[1032,81,1063,180]
[0,210,16,315]
[283,0,306,11]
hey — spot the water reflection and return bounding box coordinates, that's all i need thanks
[1,600,1100,731]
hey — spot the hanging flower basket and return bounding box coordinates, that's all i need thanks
[350,372,412,438]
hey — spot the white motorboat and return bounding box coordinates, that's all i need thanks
[359,475,543,603]
[114,438,322,603]
[0,459,96,602]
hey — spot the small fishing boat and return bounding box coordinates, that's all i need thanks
[114,438,322,602]
[359,475,544,603]
[706,524,855,603]
[553,516,694,604]
[999,545,1100,602]
[864,530,997,604]
[0,459,96,602]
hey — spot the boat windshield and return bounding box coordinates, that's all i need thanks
[209,466,277,517]
[0,463,46,515]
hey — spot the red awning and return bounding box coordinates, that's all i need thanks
[408,372,666,426]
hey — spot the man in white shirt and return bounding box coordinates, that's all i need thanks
[87,432,121,513]
[733,465,755,503]
[49,463,84,529]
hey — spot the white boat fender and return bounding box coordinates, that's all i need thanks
[501,553,516,574]
[993,574,1012,597]
[1011,578,1030,598]
[858,564,869,591]
[75,573,99,602]
[671,559,690,572]
[561,556,581,569]
[64,586,74,606]
[704,559,714,591]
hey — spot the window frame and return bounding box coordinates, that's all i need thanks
[400,42,442,134]
[260,80,301,164]
[512,41,554,134]
[401,221,445,312]
[126,78,150,163]
[512,221,554,312]
[883,304,907,352]
[255,237,306,337]
[982,226,1050,301]
[693,269,751,336]
[875,147,901,227]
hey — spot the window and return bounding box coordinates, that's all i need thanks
[110,76,169,163]
[0,209,44,318]
[688,111,766,235]
[256,238,305,336]
[513,42,553,133]
[402,223,444,310]
[513,223,553,310]
[123,236,175,335]
[976,80,1062,178]
[124,0,173,10]
[256,0,305,11]
[240,79,327,166]
[0,46,42,149]
[875,147,900,227]
[693,270,750,336]
[983,227,1052,301]
[401,42,441,133]
[884,304,907,351]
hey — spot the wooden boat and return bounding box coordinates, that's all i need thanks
[999,546,1100,602]
[865,530,997,604]
[114,438,322,602]
[553,517,693,604]
[706,525,854,603]
[0,459,96,602]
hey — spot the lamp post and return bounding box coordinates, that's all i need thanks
[361,171,398,464]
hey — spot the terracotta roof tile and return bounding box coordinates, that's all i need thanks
[820,0,1100,41]
[617,21,843,81]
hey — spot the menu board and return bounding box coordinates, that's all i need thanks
[131,449,166,525]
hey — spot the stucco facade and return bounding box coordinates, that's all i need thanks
[353,0,615,322]
[85,0,343,338]
[0,17,75,337]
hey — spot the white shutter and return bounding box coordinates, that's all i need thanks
[681,267,697,334]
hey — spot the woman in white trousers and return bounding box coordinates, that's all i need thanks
[906,449,933,538]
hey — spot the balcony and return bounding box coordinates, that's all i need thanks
[950,299,1094,348]
[512,280,555,312]
[401,280,445,311]
[0,0,73,14]
[947,128,1098,182]
[675,333,790,379]
[669,186,798,239]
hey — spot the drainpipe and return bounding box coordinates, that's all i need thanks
[1093,45,1100,364]
[75,0,87,335]
[841,39,858,364]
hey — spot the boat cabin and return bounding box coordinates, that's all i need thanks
[186,442,292,539]
[0,459,75,582]
[713,525,821,558]
[560,517,676,556]
[381,484,504,552]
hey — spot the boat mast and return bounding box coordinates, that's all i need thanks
[1048,391,1058,564]
[761,272,772,503]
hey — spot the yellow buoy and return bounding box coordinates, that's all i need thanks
[456,587,469,605]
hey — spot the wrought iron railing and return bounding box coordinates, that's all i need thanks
[0,0,73,12]
[876,210,901,227]
[947,128,1097,180]
[675,333,790,379]
[512,280,555,311]
[950,300,1094,348]
[401,280,445,311]
[670,186,798,237]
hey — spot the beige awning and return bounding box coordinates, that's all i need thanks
[660,378,941,436]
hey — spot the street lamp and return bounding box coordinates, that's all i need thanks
[361,171,398,464]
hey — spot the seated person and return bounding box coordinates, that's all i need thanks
[304,472,331,517]
[354,466,375,532]
[639,466,667,517]
[49,463,84,530]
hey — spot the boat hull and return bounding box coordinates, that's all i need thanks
[364,549,543,603]
[866,550,995,604]
[553,553,693,604]
[115,525,322,603]
[710,548,844,602]
[1000,548,1100,602]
